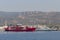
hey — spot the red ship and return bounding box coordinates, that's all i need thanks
[4,24,36,32]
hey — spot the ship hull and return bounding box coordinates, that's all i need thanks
[5,28,36,32]
[4,24,36,32]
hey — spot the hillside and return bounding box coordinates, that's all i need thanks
[0,11,60,25]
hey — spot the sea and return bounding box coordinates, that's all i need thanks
[0,31,60,40]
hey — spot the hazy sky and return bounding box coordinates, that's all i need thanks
[0,0,60,12]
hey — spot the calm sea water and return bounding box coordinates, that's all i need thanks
[0,31,60,40]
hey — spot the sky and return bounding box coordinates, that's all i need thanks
[0,0,60,12]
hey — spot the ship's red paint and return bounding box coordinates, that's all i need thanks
[4,25,36,32]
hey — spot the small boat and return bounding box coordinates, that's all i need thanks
[4,24,36,32]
